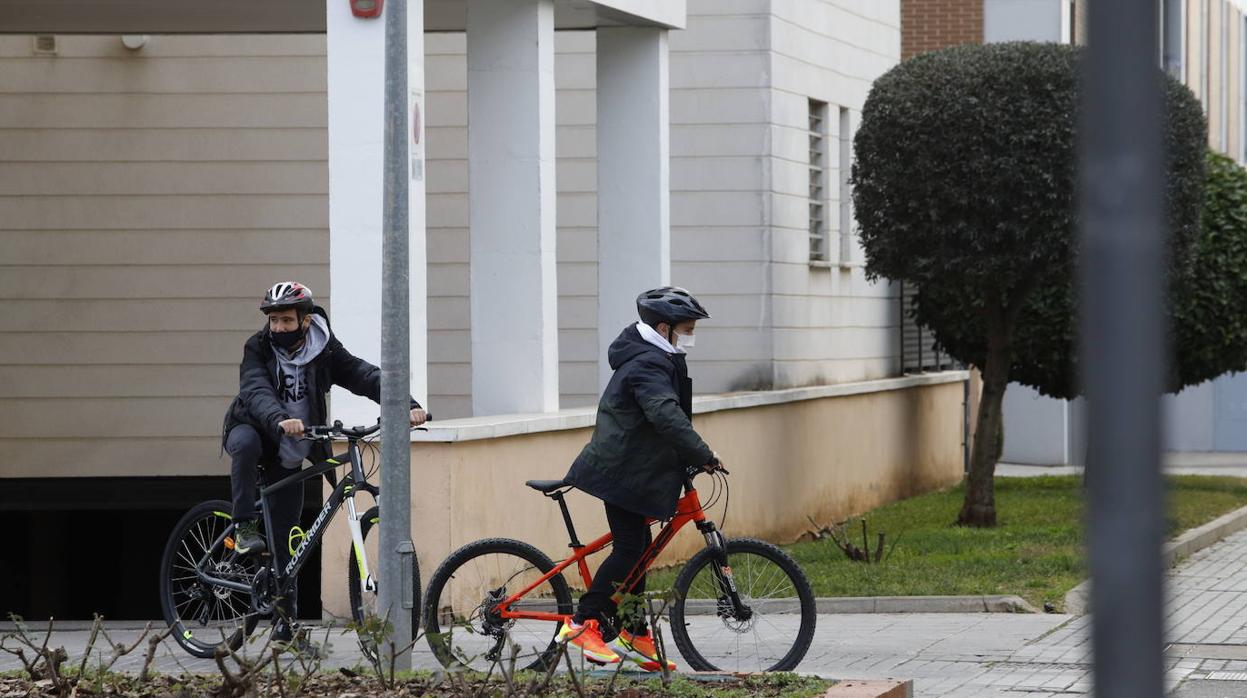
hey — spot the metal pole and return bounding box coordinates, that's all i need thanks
[379,0,413,671]
[1081,0,1167,695]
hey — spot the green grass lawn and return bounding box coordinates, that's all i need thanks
[769,475,1247,610]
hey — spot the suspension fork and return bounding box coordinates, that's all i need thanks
[345,441,377,595]
[697,521,752,619]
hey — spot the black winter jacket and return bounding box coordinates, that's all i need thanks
[564,325,714,520]
[221,305,420,464]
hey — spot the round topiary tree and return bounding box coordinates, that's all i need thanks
[1172,152,1247,388]
[852,42,1207,527]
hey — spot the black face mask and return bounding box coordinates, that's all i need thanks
[270,325,306,351]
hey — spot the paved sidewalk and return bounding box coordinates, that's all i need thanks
[998,452,1247,479]
[8,523,1247,696]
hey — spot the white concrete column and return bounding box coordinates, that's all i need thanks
[467,0,559,416]
[327,1,428,425]
[596,27,670,389]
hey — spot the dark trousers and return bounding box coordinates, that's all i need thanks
[575,502,652,634]
[227,423,305,626]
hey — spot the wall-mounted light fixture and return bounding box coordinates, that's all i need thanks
[121,35,150,50]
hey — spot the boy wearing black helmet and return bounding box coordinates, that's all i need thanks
[560,287,722,670]
[221,282,427,644]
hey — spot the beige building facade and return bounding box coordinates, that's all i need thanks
[0,0,969,621]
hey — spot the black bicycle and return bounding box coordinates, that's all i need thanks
[159,419,422,658]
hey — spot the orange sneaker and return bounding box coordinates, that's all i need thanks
[609,629,677,672]
[557,619,620,665]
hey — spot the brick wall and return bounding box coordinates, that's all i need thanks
[902,0,982,59]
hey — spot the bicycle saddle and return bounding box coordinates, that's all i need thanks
[524,479,568,494]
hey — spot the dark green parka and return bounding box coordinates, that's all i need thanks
[564,324,714,519]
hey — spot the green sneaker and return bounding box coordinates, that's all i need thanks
[233,519,267,555]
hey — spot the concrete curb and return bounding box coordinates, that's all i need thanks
[815,595,1038,614]
[823,679,913,697]
[1064,501,1247,615]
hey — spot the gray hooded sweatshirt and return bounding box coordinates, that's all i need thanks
[275,314,330,468]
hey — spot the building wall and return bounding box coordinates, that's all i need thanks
[667,2,774,392]
[902,0,983,58]
[321,377,966,617]
[764,0,903,390]
[424,0,906,414]
[0,34,329,478]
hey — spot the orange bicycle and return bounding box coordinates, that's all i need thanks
[423,466,816,673]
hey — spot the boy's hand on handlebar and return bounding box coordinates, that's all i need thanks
[278,418,306,436]
[703,452,726,473]
[410,408,428,427]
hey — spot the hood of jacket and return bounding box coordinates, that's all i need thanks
[607,323,670,371]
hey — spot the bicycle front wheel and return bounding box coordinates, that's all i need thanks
[423,538,573,672]
[159,500,261,658]
[670,537,816,672]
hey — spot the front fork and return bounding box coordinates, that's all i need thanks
[346,494,377,594]
[697,521,752,620]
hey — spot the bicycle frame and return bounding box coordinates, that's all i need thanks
[495,482,729,624]
[195,437,380,602]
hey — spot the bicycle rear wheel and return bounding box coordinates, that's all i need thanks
[423,538,573,672]
[669,537,816,672]
[159,500,261,658]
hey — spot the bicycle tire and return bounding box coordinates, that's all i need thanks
[669,537,816,672]
[423,538,573,672]
[347,506,421,650]
[159,500,261,658]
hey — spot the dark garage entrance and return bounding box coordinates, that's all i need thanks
[0,476,322,621]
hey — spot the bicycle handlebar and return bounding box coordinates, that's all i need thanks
[303,413,434,441]
[685,459,729,479]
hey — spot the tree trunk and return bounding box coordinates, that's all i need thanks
[958,327,1012,527]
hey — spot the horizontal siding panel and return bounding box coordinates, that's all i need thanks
[0,331,256,366]
[0,230,327,265]
[772,357,897,389]
[428,263,470,297]
[0,56,326,94]
[0,128,328,162]
[0,397,233,439]
[557,262,597,296]
[0,365,236,399]
[670,88,769,125]
[670,52,770,90]
[0,195,327,230]
[0,162,327,196]
[428,363,472,396]
[428,329,470,363]
[425,395,471,420]
[671,124,770,157]
[0,94,327,129]
[671,15,770,52]
[556,227,596,263]
[672,191,768,227]
[773,327,895,361]
[427,230,469,264]
[0,35,325,60]
[0,264,326,300]
[558,329,598,362]
[0,437,228,478]
[671,157,767,192]
[2,300,263,332]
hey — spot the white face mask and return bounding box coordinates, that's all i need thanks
[675,332,696,349]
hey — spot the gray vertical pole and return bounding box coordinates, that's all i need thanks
[379,0,413,671]
[1081,0,1166,696]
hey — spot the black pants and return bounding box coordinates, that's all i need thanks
[227,423,304,625]
[575,502,652,634]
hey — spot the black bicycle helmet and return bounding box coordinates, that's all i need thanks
[260,281,314,315]
[636,286,710,327]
